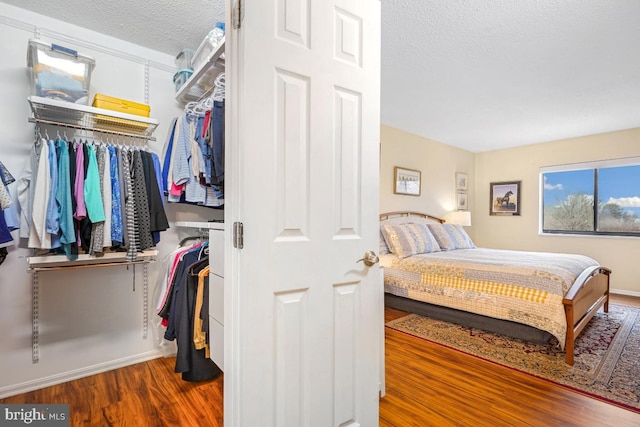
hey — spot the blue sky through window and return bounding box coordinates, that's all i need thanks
[544,166,640,216]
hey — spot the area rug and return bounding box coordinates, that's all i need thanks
[385,304,640,413]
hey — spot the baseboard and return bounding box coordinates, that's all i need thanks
[0,350,163,399]
[610,289,640,298]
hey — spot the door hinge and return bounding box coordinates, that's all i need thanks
[233,0,243,30]
[233,222,244,249]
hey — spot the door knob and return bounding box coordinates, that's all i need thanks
[357,250,379,267]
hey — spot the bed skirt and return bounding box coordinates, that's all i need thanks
[385,293,553,345]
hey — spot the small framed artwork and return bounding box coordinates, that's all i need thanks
[456,192,468,210]
[456,172,469,191]
[394,166,421,196]
[490,181,521,216]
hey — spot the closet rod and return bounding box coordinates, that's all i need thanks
[29,118,156,141]
[179,235,206,246]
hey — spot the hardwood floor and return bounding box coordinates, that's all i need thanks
[2,294,639,426]
[0,357,223,427]
[380,294,640,427]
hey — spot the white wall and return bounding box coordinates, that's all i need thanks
[0,4,221,397]
[474,128,640,294]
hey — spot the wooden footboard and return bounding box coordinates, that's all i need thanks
[562,266,611,365]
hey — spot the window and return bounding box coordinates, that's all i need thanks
[541,159,640,236]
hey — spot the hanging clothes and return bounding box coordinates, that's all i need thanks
[76,142,93,252]
[108,145,123,246]
[193,265,211,357]
[28,138,52,249]
[0,160,18,264]
[55,140,76,259]
[45,139,60,249]
[131,150,152,251]
[17,137,169,260]
[160,241,220,382]
[101,144,112,249]
[162,77,225,209]
[17,139,43,241]
[210,100,225,185]
[117,147,136,260]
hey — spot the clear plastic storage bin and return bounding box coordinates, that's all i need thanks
[173,69,194,92]
[191,22,225,72]
[27,39,96,104]
[176,48,195,71]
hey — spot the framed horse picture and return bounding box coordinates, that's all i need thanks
[490,181,521,215]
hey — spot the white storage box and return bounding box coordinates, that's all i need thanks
[27,39,96,104]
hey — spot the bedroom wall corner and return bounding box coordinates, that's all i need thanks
[379,125,475,234]
[473,127,640,294]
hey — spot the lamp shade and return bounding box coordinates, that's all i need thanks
[446,211,471,227]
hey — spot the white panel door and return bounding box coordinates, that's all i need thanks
[225,1,381,426]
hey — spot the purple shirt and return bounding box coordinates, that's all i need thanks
[73,141,87,220]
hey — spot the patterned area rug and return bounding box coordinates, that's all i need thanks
[386,304,640,412]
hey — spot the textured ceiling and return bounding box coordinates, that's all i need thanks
[382,0,640,151]
[3,0,640,152]
[1,0,225,59]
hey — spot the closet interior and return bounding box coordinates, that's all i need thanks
[0,1,230,403]
[23,96,166,363]
[157,33,226,380]
[13,27,227,374]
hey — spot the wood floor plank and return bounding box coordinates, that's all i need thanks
[1,294,638,426]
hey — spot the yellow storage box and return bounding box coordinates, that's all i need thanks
[92,94,150,117]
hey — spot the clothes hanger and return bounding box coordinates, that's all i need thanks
[35,126,43,142]
[212,72,225,102]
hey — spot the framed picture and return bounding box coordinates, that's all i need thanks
[394,166,421,196]
[456,192,468,210]
[456,172,468,191]
[490,181,521,215]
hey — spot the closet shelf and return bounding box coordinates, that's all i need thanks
[27,250,158,271]
[27,250,157,364]
[175,221,224,230]
[175,41,225,103]
[28,96,159,140]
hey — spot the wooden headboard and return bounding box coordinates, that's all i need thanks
[379,211,445,223]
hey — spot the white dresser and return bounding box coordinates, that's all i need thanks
[208,224,225,371]
[175,221,225,371]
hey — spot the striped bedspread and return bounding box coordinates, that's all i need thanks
[381,248,600,346]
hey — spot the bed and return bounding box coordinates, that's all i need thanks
[379,211,611,365]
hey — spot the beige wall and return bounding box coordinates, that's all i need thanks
[380,125,475,231]
[474,128,640,294]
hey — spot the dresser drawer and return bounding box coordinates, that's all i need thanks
[209,316,224,371]
[209,228,224,277]
[210,272,224,324]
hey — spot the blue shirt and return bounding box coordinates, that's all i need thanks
[46,139,61,248]
[55,140,77,259]
[108,146,123,245]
